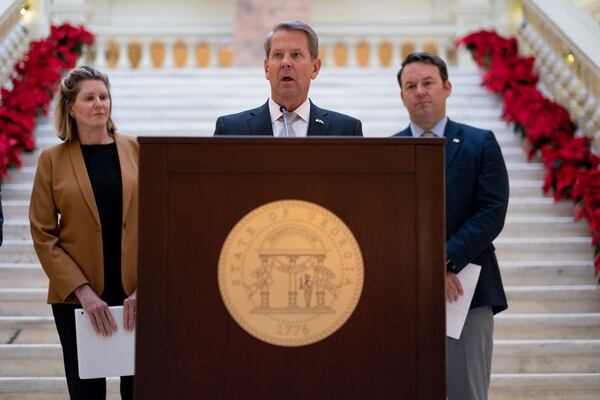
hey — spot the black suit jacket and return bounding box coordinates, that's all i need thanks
[214,100,363,136]
[394,119,509,314]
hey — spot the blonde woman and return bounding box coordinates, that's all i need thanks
[29,66,138,400]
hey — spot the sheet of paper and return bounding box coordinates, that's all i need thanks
[446,263,481,339]
[75,305,135,379]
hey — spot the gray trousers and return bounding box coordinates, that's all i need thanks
[447,306,494,400]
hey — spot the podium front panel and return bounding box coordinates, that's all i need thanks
[136,138,445,399]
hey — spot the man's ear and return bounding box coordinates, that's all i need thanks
[264,58,269,80]
[443,79,452,97]
[311,58,321,80]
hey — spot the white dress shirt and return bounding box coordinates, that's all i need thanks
[268,98,311,137]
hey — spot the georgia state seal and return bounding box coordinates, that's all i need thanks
[218,200,364,347]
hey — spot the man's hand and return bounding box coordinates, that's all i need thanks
[74,284,117,336]
[446,272,464,302]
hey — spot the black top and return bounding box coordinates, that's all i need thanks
[81,142,125,305]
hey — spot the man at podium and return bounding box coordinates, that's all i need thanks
[214,20,362,137]
[393,52,509,400]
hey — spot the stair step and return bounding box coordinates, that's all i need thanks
[3,221,31,240]
[495,237,593,262]
[508,180,548,197]
[1,340,597,375]
[0,201,29,219]
[0,289,51,316]
[0,241,38,263]
[0,345,63,376]
[505,163,545,180]
[500,260,595,285]
[2,286,598,315]
[0,264,47,288]
[0,377,121,400]
[493,340,600,374]
[495,313,600,339]
[3,167,35,182]
[0,317,57,345]
[507,197,574,217]
[505,285,600,312]
[489,373,600,400]
[11,151,43,168]
[1,184,32,201]
[500,217,588,237]
[502,147,535,163]
[1,341,597,380]
[0,376,579,400]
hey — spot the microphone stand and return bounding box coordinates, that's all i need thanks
[280,105,290,137]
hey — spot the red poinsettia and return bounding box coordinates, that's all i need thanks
[0,23,95,176]
[456,30,518,69]
[482,56,538,94]
[458,30,600,278]
[503,87,575,157]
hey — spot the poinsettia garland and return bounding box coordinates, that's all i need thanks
[0,23,95,177]
[458,30,600,278]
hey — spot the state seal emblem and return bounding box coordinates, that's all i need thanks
[218,200,364,347]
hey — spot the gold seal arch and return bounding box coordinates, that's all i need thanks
[218,200,364,347]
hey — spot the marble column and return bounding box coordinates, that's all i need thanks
[233,0,309,67]
[24,0,50,40]
[456,0,493,69]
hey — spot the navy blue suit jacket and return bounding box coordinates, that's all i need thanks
[394,119,509,314]
[214,100,363,136]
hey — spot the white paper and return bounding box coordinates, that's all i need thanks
[446,263,481,339]
[75,306,135,379]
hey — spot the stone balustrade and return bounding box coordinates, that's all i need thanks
[519,0,600,148]
[0,0,28,88]
[87,25,233,69]
[317,24,458,68]
[85,23,460,69]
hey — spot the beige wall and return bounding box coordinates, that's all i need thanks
[311,0,454,25]
[89,0,235,25]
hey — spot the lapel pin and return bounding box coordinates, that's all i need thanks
[453,138,460,143]
[315,119,324,125]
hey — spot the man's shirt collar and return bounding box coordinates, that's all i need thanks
[410,116,448,137]
[269,98,311,123]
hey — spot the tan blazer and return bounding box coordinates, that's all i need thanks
[29,133,139,304]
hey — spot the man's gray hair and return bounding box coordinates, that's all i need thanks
[264,20,319,60]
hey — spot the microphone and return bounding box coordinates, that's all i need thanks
[279,105,290,137]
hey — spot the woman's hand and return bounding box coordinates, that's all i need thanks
[123,290,137,331]
[74,284,117,336]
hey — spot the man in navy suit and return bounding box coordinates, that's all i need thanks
[214,20,362,137]
[394,52,509,400]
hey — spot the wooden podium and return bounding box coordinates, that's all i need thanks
[135,137,446,399]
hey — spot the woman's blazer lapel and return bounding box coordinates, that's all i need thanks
[115,133,137,223]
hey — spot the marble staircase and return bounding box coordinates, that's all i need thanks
[0,67,599,399]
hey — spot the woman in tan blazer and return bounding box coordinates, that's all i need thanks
[29,66,138,400]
